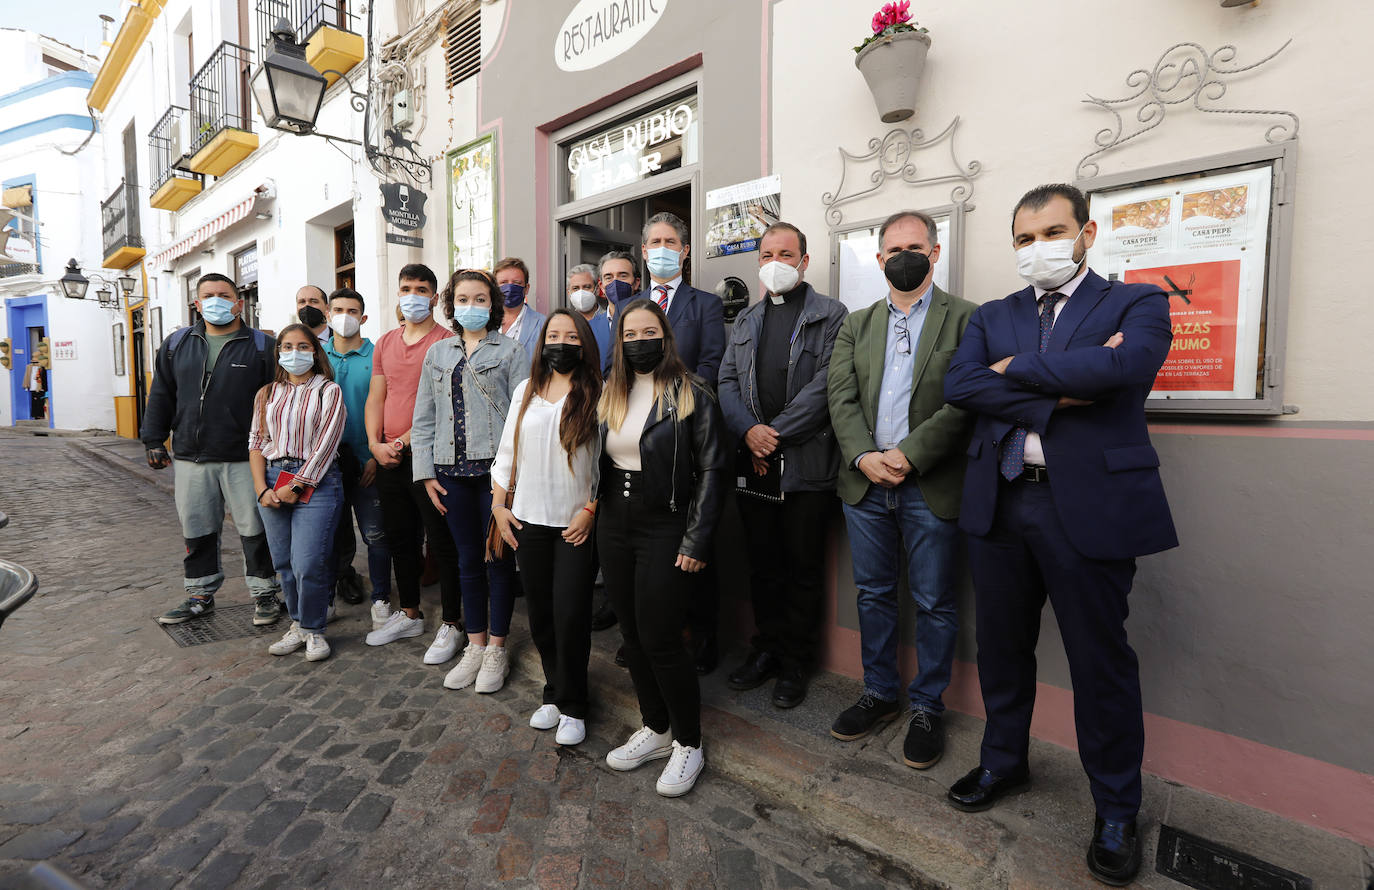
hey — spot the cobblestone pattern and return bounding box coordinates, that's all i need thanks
[0,437,903,889]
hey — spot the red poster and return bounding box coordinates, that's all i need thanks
[1125,260,1241,392]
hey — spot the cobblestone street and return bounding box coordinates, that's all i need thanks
[0,435,902,889]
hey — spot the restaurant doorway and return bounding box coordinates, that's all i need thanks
[559,183,691,308]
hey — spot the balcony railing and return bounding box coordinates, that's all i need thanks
[151,106,193,191]
[256,0,359,59]
[0,263,39,279]
[101,180,143,261]
[190,41,254,158]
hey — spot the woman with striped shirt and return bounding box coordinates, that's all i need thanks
[250,323,347,662]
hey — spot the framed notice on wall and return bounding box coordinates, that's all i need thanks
[1080,142,1297,415]
[829,204,965,316]
[447,134,497,276]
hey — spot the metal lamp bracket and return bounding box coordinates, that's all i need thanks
[315,67,434,186]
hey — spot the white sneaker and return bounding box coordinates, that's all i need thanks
[424,624,462,665]
[370,600,392,630]
[655,741,705,797]
[555,715,586,746]
[474,645,509,694]
[605,726,673,771]
[529,704,561,730]
[268,622,305,656]
[305,633,331,662]
[443,644,485,690]
[365,610,425,646]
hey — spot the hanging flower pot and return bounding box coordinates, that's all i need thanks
[853,2,931,123]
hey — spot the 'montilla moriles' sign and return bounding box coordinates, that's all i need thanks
[555,0,667,72]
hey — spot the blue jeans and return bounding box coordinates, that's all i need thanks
[258,462,344,634]
[842,478,960,713]
[336,470,391,602]
[436,471,517,637]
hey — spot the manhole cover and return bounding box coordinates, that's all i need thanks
[157,603,280,648]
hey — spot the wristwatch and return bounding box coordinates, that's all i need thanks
[290,482,306,496]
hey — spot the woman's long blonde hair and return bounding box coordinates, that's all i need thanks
[598,298,696,431]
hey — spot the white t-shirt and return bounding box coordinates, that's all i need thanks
[491,380,599,528]
[605,373,657,472]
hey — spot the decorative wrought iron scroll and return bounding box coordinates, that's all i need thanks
[820,116,982,227]
[1077,40,1298,180]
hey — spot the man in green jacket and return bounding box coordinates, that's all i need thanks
[826,210,974,770]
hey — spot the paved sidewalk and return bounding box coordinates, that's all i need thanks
[1,433,1369,888]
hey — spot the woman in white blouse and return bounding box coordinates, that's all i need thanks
[249,323,347,662]
[491,309,603,746]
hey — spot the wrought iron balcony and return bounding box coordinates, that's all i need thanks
[188,41,259,177]
[101,179,145,270]
[256,0,363,85]
[0,263,39,279]
[149,106,204,211]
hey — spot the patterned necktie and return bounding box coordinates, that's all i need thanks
[654,284,670,311]
[998,293,1063,480]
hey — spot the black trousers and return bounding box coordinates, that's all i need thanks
[375,452,462,621]
[968,478,1143,821]
[598,485,701,746]
[737,489,836,672]
[515,522,596,718]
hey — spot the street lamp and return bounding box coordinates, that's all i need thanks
[251,19,327,135]
[58,258,90,301]
[96,285,115,309]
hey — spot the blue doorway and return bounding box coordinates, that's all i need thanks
[6,295,51,427]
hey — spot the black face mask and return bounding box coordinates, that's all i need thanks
[542,342,581,374]
[882,250,931,292]
[622,338,665,374]
[299,305,327,328]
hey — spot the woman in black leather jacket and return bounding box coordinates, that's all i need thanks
[596,298,727,798]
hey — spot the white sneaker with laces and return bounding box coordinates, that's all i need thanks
[605,726,673,771]
[529,704,561,730]
[365,610,425,646]
[305,633,331,662]
[474,645,509,694]
[444,644,486,689]
[555,715,586,746]
[268,622,305,656]
[370,600,392,630]
[424,624,462,665]
[655,740,705,797]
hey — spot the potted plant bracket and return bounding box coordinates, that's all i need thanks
[854,2,931,123]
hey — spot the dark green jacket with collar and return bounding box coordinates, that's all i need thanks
[826,285,975,516]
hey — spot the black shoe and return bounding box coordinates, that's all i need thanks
[771,669,807,709]
[1086,817,1140,886]
[590,602,618,632]
[691,633,718,676]
[902,709,944,769]
[614,645,628,668]
[946,765,1032,812]
[336,569,367,605]
[830,693,900,741]
[727,650,780,691]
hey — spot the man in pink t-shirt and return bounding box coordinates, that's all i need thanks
[363,263,460,655]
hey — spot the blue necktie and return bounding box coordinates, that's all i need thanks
[998,293,1062,481]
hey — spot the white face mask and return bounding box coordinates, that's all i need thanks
[1015,225,1089,290]
[568,288,597,313]
[759,260,802,299]
[329,313,361,337]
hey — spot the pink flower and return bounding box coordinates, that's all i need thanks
[895,1,912,23]
[872,11,884,32]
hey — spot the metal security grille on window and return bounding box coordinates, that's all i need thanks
[158,604,281,648]
[445,11,480,88]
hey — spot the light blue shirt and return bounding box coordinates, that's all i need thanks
[873,288,931,450]
[323,336,374,463]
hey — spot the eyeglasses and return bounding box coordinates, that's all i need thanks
[894,315,911,355]
[279,344,315,353]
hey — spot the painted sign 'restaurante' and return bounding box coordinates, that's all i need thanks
[555,0,667,72]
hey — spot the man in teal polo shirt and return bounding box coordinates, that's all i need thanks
[325,287,392,622]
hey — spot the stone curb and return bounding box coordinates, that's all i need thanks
[67,437,176,498]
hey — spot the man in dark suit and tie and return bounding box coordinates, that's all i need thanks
[943,184,1177,886]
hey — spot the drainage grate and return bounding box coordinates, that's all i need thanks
[1156,824,1312,890]
[157,603,280,648]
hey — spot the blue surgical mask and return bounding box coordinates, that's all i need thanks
[278,350,314,375]
[200,296,237,326]
[604,279,635,306]
[452,305,491,331]
[646,247,682,280]
[499,282,526,308]
[399,294,432,323]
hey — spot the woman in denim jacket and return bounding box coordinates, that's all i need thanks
[411,268,529,692]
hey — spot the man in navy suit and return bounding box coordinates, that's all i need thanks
[632,211,725,386]
[943,184,1177,886]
